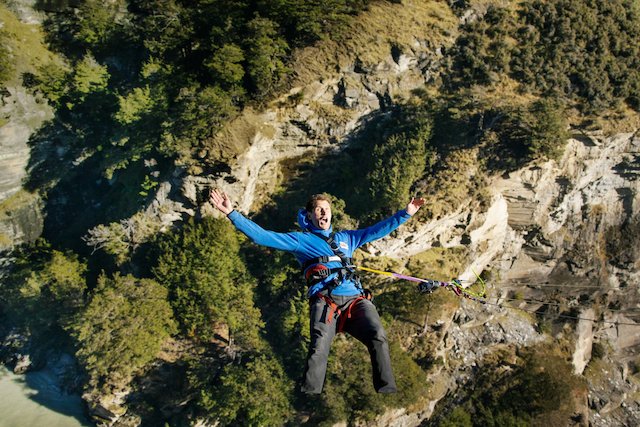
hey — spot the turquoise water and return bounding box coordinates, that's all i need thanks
[0,366,91,427]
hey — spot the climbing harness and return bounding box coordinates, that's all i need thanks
[303,231,364,294]
[302,231,374,332]
[313,292,372,333]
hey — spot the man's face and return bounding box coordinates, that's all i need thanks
[308,200,332,230]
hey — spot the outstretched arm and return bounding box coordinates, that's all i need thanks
[210,188,300,252]
[350,197,426,248]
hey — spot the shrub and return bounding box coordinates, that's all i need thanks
[70,273,176,387]
[197,353,293,426]
[153,217,263,349]
[0,241,87,337]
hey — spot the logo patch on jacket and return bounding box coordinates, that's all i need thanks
[339,241,348,250]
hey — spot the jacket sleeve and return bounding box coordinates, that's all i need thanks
[348,210,412,249]
[228,210,300,252]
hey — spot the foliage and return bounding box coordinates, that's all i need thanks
[33,60,71,107]
[83,210,163,266]
[514,0,640,111]
[344,104,435,219]
[204,43,245,90]
[0,28,14,84]
[197,353,293,426]
[445,5,513,88]
[160,85,237,165]
[114,86,155,125]
[0,240,87,336]
[481,98,569,170]
[244,17,289,98]
[311,338,428,425]
[256,0,374,45]
[70,273,176,387]
[439,407,472,427]
[72,0,128,47]
[436,346,586,426]
[446,1,640,112]
[605,215,640,267]
[153,217,263,349]
[246,249,310,379]
[71,54,110,99]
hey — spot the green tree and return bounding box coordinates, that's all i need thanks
[483,98,569,171]
[70,273,176,386]
[361,113,433,218]
[244,16,289,98]
[115,86,155,125]
[205,43,246,90]
[71,54,110,99]
[197,354,293,426]
[73,0,127,46]
[160,84,237,164]
[153,217,263,349]
[365,129,429,214]
[33,61,71,107]
[0,241,87,337]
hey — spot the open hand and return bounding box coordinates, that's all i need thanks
[210,189,234,215]
[406,197,425,216]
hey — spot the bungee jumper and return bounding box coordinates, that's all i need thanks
[210,189,425,395]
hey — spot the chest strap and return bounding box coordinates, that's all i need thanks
[302,255,352,270]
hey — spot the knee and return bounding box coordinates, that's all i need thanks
[369,324,388,343]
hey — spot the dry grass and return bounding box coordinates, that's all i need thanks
[0,189,38,220]
[0,4,63,84]
[207,107,277,163]
[288,0,459,87]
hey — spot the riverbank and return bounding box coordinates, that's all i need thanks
[0,365,91,427]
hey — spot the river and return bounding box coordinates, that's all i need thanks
[0,365,91,427]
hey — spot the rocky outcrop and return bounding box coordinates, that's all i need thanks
[0,87,52,203]
[0,190,43,250]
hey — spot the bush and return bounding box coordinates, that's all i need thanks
[443,346,587,426]
[0,241,87,337]
[153,217,263,349]
[244,17,289,98]
[483,98,569,170]
[446,0,640,112]
[70,273,176,387]
[197,353,293,426]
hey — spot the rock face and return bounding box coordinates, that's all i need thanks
[0,191,43,251]
[0,87,52,203]
[2,1,638,426]
[183,103,640,427]
[170,23,640,426]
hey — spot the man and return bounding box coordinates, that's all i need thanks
[210,189,425,394]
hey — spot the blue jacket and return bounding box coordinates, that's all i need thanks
[228,209,412,297]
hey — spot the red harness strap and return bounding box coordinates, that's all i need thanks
[316,293,341,326]
[337,296,367,333]
[315,293,372,333]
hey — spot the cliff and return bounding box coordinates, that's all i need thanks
[1,1,639,426]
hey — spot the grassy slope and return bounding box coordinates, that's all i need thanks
[0,5,63,84]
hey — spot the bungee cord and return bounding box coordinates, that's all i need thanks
[356,266,640,327]
[497,296,640,314]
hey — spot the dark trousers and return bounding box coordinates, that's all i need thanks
[301,292,397,394]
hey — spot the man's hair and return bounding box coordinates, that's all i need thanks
[306,193,332,211]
